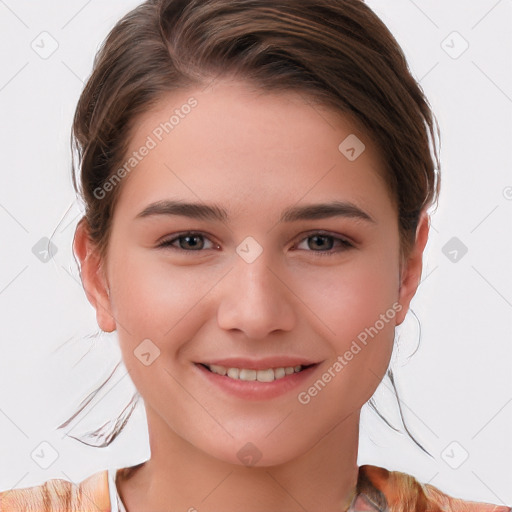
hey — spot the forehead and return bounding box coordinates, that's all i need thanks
[113,79,394,222]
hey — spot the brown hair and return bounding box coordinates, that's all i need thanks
[64,0,440,451]
[72,0,439,262]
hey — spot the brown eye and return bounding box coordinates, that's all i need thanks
[307,234,335,251]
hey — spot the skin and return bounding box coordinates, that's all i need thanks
[74,79,429,512]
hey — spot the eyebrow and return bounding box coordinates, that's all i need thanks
[135,200,375,224]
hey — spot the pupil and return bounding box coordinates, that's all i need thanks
[183,235,202,250]
[311,235,332,250]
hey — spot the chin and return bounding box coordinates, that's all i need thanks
[200,436,306,469]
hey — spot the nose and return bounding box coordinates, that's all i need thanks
[216,253,296,340]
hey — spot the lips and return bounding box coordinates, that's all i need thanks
[194,360,320,400]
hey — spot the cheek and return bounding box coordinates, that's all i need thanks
[107,247,227,348]
[107,249,215,394]
[291,246,400,399]
[294,244,401,339]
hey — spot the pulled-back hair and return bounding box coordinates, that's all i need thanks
[72,0,439,261]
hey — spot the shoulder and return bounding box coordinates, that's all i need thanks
[359,464,511,512]
[0,469,110,512]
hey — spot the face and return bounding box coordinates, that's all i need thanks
[76,79,427,466]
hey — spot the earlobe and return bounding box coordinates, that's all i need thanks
[73,219,116,333]
[395,211,430,326]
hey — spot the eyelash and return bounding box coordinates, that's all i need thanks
[157,231,354,256]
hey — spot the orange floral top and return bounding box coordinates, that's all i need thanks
[0,464,509,511]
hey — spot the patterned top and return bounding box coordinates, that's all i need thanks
[0,464,509,511]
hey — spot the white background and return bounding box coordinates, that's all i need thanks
[0,0,510,506]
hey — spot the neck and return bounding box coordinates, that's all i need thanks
[117,405,361,512]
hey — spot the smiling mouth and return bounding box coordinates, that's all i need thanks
[198,363,317,382]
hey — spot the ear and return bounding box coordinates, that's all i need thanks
[395,211,430,326]
[73,219,116,332]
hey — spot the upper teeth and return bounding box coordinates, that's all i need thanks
[207,364,304,382]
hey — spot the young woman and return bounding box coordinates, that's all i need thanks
[0,0,509,511]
